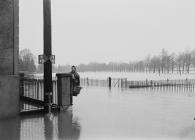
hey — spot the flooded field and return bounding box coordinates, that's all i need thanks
[35,72,195,81]
[79,72,195,81]
[1,86,195,140]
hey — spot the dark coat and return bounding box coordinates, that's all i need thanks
[70,71,80,87]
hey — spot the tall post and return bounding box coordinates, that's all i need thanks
[108,77,111,88]
[43,0,52,113]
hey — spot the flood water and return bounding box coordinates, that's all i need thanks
[1,86,195,140]
[79,72,195,81]
[36,72,195,81]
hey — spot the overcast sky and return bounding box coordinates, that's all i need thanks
[19,0,195,65]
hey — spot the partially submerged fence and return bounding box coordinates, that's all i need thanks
[80,78,128,88]
[80,77,195,89]
[20,74,195,114]
[20,76,58,113]
[19,73,74,114]
[128,79,195,88]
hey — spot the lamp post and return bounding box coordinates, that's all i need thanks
[43,0,52,113]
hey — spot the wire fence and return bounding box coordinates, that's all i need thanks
[80,77,195,94]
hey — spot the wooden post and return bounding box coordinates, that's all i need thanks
[125,78,127,88]
[87,78,89,86]
[108,77,111,88]
[146,79,148,87]
[43,0,52,113]
[19,73,25,110]
[37,80,39,100]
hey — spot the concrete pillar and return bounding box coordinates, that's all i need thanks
[0,0,19,118]
[0,0,19,75]
[0,75,19,118]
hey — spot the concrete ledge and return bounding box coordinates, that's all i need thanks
[0,75,19,118]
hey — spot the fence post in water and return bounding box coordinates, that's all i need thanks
[125,78,127,88]
[87,78,89,86]
[146,79,148,87]
[19,73,24,96]
[122,78,125,88]
[19,73,25,110]
[108,77,111,88]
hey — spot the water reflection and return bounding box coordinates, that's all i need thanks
[57,109,81,140]
[0,117,20,140]
[0,108,81,140]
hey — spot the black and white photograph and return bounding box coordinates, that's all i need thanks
[1,0,195,139]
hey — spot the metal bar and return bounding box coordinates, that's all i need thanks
[20,96,45,107]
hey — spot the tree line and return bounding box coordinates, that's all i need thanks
[72,49,195,74]
[19,48,195,74]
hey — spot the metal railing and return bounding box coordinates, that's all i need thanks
[20,76,58,113]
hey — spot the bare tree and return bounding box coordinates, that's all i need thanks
[183,51,192,73]
[169,53,176,73]
[39,48,195,74]
[19,49,36,73]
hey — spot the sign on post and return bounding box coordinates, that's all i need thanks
[38,54,55,64]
